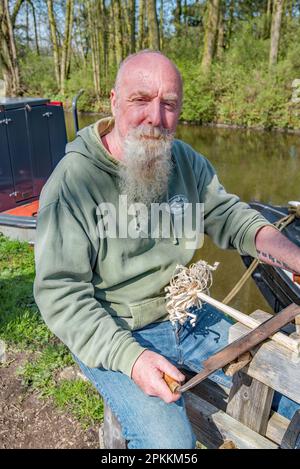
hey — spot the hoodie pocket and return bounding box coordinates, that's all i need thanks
[129,296,168,330]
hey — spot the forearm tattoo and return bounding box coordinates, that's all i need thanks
[256,249,290,271]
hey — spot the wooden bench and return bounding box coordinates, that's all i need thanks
[99,310,300,449]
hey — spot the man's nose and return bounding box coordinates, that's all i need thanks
[146,99,163,127]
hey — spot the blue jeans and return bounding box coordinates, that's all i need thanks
[74,305,299,449]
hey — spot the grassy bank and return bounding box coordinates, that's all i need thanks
[0,234,103,429]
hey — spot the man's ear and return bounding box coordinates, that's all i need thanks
[110,89,116,117]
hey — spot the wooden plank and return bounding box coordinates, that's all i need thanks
[226,371,274,435]
[266,411,290,445]
[229,310,300,404]
[197,292,300,354]
[185,392,278,449]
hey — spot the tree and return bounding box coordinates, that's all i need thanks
[60,0,74,95]
[269,0,284,69]
[159,0,164,49]
[27,0,40,55]
[130,0,136,53]
[46,0,60,88]
[122,0,131,56]
[47,0,74,93]
[201,0,220,73]
[264,0,273,38]
[147,0,160,50]
[112,0,123,65]
[216,0,225,58]
[102,0,110,92]
[227,0,236,45]
[138,0,146,50]
[0,0,23,95]
[174,0,182,35]
[87,0,101,100]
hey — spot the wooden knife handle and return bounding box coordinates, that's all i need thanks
[163,373,181,393]
[293,274,300,285]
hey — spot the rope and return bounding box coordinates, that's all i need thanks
[222,204,299,305]
[222,258,260,305]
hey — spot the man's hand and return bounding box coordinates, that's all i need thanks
[131,350,185,403]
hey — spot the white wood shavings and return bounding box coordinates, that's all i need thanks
[165,261,219,326]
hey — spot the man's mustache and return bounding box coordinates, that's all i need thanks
[130,126,173,140]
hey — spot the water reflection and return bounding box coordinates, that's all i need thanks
[176,125,300,205]
[65,112,300,314]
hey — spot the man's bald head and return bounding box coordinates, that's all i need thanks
[114,50,183,103]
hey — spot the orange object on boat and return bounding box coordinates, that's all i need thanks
[3,200,39,217]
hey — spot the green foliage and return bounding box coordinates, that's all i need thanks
[180,66,215,123]
[227,17,269,69]
[19,52,57,96]
[173,16,300,130]
[56,61,108,113]
[214,66,291,129]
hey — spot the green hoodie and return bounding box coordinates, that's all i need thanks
[34,117,270,377]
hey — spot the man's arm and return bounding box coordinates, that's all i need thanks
[255,225,300,274]
[34,199,145,376]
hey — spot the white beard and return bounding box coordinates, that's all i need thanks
[118,125,174,207]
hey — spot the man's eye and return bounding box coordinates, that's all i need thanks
[134,98,147,103]
[163,102,176,110]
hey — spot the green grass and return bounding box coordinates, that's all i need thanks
[19,344,74,390]
[51,380,103,428]
[0,234,52,348]
[0,234,103,427]
[19,344,103,428]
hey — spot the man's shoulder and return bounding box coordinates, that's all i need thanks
[38,152,96,210]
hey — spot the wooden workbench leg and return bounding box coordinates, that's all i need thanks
[226,371,274,436]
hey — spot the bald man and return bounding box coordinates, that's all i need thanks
[34,50,300,448]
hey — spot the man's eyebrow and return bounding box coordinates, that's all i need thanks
[128,91,153,99]
[128,91,179,102]
[162,93,179,102]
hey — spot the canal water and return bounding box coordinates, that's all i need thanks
[65,112,300,314]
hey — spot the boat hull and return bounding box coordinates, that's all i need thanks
[0,200,37,243]
[242,202,300,312]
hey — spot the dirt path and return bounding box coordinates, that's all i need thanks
[0,351,99,449]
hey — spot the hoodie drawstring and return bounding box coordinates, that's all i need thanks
[167,189,178,245]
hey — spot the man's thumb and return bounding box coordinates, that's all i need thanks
[159,358,185,383]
